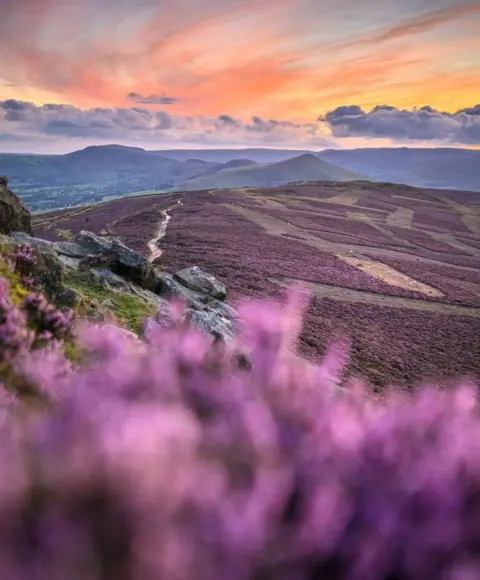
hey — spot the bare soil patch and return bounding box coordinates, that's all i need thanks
[345,212,375,222]
[461,214,480,235]
[386,207,414,228]
[327,191,364,206]
[337,255,443,297]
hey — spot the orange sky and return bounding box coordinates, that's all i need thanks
[0,0,479,150]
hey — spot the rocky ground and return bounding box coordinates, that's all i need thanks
[1,174,238,344]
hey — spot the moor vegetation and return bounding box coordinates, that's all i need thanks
[3,244,480,579]
[33,180,480,390]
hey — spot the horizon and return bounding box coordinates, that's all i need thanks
[1,142,478,157]
[1,1,479,153]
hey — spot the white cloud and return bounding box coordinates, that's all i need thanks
[0,99,333,152]
[319,103,480,144]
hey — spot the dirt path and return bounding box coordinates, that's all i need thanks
[269,275,480,318]
[147,200,183,262]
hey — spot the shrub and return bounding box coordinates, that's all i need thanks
[1,264,480,578]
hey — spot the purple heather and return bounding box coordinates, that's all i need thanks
[0,262,480,579]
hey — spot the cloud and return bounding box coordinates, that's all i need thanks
[0,0,478,122]
[319,103,480,145]
[0,99,333,150]
[457,104,480,116]
[339,3,480,48]
[126,92,181,105]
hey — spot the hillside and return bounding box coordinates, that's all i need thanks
[33,180,480,391]
[318,147,480,192]
[172,153,368,190]
[1,145,479,211]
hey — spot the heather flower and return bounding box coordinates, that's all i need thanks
[0,278,480,579]
[23,292,73,345]
[14,243,36,273]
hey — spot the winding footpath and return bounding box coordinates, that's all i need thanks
[148,200,183,262]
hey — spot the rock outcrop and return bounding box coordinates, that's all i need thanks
[173,266,227,301]
[0,176,32,235]
[72,231,157,291]
[1,229,237,343]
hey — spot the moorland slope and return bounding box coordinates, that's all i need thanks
[33,180,480,390]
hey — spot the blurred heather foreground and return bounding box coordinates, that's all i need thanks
[1,178,480,579]
[1,239,480,580]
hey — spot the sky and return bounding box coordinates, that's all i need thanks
[0,0,479,152]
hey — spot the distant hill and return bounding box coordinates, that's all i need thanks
[172,153,368,191]
[0,145,213,210]
[1,144,479,212]
[317,148,480,192]
[184,159,257,180]
[154,148,315,164]
[2,145,210,184]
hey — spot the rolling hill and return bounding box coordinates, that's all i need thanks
[151,148,315,164]
[32,180,480,390]
[0,145,213,210]
[318,148,480,192]
[1,144,479,211]
[172,153,368,190]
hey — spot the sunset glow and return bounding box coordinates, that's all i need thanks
[1,0,479,151]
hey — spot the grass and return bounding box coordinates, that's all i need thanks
[65,271,156,333]
[56,229,73,240]
[0,257,30,305]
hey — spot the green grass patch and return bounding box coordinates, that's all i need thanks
[0,257,30,305]
[65,272,156,333]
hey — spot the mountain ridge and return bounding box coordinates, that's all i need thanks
[172,153,368,191]
[0,145,478,212]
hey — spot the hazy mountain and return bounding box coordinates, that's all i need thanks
[317,148,480,192]
[2,144,478,212]
[172,153,368,190]
[184,159,257,180]
[155,148,315,164]
[0,145,215,210]
[7,145,210,185]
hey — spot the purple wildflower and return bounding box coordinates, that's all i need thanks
[0,278,480,579]
[14,243,36,274]
[23,292,73,344]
